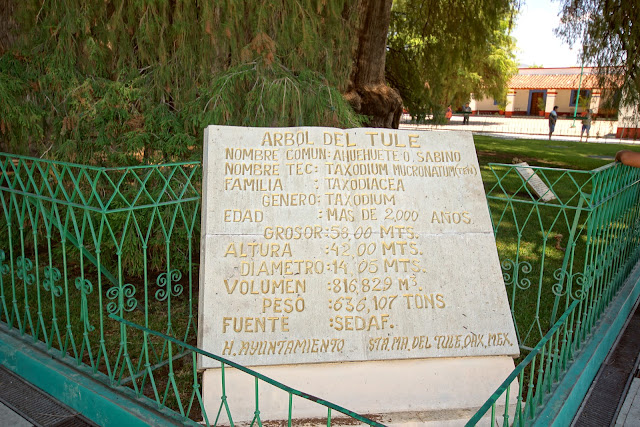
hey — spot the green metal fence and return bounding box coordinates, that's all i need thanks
[468,161,640,425]
[2,152,640,426]
[0,152,382,425]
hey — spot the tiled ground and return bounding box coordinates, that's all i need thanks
[616,377,640,426]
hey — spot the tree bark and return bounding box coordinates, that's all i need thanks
[345,0,402,128]
[0,0,18,55]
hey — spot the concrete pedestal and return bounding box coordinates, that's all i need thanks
[202,356,517,425]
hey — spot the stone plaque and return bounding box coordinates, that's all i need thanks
[198,126,518,369]
[514,162,557,202]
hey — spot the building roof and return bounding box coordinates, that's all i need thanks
[509,72,600,90]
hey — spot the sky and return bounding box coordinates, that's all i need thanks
[511,0,581,67]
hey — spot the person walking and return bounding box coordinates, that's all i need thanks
[548,106,558,140]
[580,109,593,142]
[462,103,471,125]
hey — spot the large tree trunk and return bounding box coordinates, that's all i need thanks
[345,0,402,128]
[0,0,18,55]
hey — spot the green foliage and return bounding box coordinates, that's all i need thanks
[386,0,518,122]
[0,0,360,164]
[577,93,592,111]
[0,0,363,283]
[556,0,640,107]
[0,54,45,155]
[496,97,508,111]
[197,59,364,128]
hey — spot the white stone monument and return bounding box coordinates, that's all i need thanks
[198,126,518,425]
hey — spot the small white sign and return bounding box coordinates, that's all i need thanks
[514,162,556,202]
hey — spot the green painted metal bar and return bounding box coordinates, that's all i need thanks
[550,195,586,324]
[466,300,579,425]
[109,314,385,426]
[472,161,640,425]
[571,63,585,128]
[119,350,190,385]
[0,152,203,422]
[35,203,118,286]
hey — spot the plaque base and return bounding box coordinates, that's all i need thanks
[201,356,516,425]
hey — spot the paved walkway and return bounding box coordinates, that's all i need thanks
[400,114,640,145]
[617,378,640,426]
[0,402,31,426]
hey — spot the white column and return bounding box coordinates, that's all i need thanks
[544,91,557,118]
[616,103,640,139]
[505,90,516,117]
[469,93,477,114]
[590,89,601,114]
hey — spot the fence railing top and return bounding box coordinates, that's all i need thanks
[486,161,640,210]
[0,152,202,213]
[0,152,200,171]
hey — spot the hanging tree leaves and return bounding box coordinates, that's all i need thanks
[0,0,365,164]
[386,0,518,122]
[556,0,640,107]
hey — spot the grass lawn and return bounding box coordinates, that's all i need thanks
[473,134,635,170]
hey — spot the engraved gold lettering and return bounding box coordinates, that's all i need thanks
[222,316,289,333]
[262,297,306,313]
[263,226,323,240]
[224,177,283,191]
[222,340,234,355]
[379,225,415,239]
[324,177,405,191]
[226,147,278,160]
[383,258,421,273]
[416,150,461,163]
[224,279,306,295]
[381,241,419,256]
[325,193,395,206]
[262,193,319,207]
[411,335,432,350]
[431,211,472,224]
[326,162,389,176]
[223,242,292,258]
[286,148,326,160]
[240,260,325,276]
[327,208,354,221]
[402,293,446,309]
[223,209,264,223]
[224,162,279,176]
[332,314,390,331]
